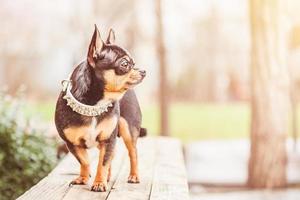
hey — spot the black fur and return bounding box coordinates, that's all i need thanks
[139,128,147,137]
[119,89,145,139]
[55,61,118,139]
[55,52,145,147]
[54,26,146,189]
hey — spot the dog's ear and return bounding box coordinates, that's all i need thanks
[106,28,116,44]
[87,25,104,68]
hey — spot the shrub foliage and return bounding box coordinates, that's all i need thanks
[0,91,56,200]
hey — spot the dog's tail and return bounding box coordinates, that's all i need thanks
[139,127,147,137]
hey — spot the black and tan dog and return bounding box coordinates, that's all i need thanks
[55,25,146,192]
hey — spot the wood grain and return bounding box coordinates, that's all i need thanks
[150,137,189,200]
[62,139,126,200]
[106,138,156,200]
[17,137,189,200]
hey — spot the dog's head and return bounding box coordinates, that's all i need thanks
[87,25,146,96]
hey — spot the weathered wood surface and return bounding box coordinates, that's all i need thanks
[17,137,189,200]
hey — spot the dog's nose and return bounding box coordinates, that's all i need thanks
[139,70,146,77]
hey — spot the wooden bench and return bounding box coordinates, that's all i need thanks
[17,137,189,200]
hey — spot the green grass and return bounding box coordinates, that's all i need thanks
[24,101,55,121]
[25,101,252,142]
[142,103,251,142]
[26,101,300,142]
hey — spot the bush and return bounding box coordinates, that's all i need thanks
[0,90,57,200]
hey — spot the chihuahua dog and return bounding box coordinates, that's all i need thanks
[55,25,146,192]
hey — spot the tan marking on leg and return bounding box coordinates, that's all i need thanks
[119,117,140,183]
[64,126,90,146]
[107,164,112,182]
[69,147,90,185]
[91,144,114,192]
[107,150,115,182]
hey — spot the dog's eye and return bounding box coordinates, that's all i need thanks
[121,60,129,67]
[115,58,132,75]
[120,59,131,72]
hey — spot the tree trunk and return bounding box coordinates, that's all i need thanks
[248,0,290,188]
[291,84,298,151]
[155,0,169,136]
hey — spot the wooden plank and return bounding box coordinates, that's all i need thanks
[106,137,156,200]
[18,137,189,200]
[150,137,189,200]
[17,146,111,200]
[62,139,126,200]
[48,149,98,182]
[16,151,81,200]
[17,175,70,200]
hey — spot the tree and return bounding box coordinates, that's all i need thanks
[155,0,169,136]
[248,0,290,188]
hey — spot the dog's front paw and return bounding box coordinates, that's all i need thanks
[91,181,107,192]
[69,176,89,186]
[128,174,140,184]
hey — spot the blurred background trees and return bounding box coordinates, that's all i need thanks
[1,0,300,104]
[2,0,300,196]
[248,0,290,188]
[155,0,169,136]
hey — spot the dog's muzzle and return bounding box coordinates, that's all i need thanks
[139,70,146,78]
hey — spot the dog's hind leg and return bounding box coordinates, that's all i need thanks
[66,144,90,185]
[119,117,140,183]
[107,162,113,182]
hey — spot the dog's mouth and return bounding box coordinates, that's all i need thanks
[125,69,146,88]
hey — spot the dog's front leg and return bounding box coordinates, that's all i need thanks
[91,141,114,192]
[66,144,90,185]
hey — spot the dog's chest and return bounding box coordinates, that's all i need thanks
[64,115,118,148]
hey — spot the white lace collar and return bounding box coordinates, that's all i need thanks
[61,79,113,117]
